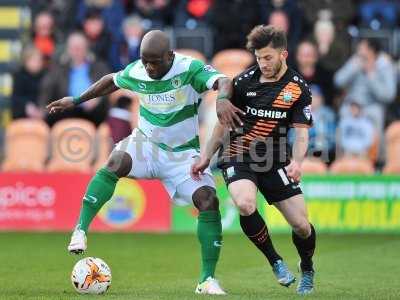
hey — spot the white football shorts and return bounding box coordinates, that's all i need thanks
[114,129,215,205]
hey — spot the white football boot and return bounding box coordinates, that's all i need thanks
[195,277,227,295]
[67,228,87,254]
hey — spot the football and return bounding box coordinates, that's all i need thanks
[71,257,112,294]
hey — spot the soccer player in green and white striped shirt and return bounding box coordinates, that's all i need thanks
[47,30,242,295]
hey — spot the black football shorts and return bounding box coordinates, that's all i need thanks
[221,162,303,204]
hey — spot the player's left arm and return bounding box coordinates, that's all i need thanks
[191,121,226,180]
[191,60,244,129]
[287,84,313,182]
[214,78,245,130]
[288,127,309,182]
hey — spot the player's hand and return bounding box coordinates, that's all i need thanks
[216,99,245,130]
[191,156,211,181]
[46,96,75,114]
[286,160,302,183]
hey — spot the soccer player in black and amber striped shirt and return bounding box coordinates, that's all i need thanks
[192,25,316,295]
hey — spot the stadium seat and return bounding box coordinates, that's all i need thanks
[2,119,49,172]
[0,73,12,97]
[383,121,400,174]
[218,65,246,79]
[93,123,113,170]
[47,119,96,172]
[301,157,328,174]
[329,156,375,174]
[211,49,254,72]
[0,6,29,30]
[175,48,207,62]
[0,39,22,64]
[172,27,213,58]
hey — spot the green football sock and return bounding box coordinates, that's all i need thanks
[76,168,119,233]
[197,210,222,283]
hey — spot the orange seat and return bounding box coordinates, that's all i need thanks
[301,157,328,174]
[218,65,246,79]
[385,121,400,142]
[47,119,96,172]
[211,49,254,72]
[383,121,400,174]
[175,48,207,62]
[329,156,375,174]
[2,119,49,171]
[93,123,113,170]
[383,164,400,174]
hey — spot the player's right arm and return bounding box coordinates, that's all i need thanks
[191,122,226,180]
[46,73,119,114]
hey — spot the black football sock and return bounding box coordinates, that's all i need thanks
[240,210,282,266]
[292,223,316,272]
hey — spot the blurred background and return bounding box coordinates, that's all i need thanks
[0,0,399,233]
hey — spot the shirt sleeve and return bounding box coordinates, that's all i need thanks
[290,86,313,127]
[112,61,138,89]
[190,59,226,93]
[230,77,242,107]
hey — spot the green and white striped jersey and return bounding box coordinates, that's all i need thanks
[113,53,225,152]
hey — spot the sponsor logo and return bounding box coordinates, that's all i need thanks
[138,82,147,89]
[303,105,312,120]
[145,93,176,105]
[83,195,98,204]
[213,241,223,247]
[246,91,257,97]
[283,90,292,103]
[203,64,216,72]
[171,77,182,89]
[0,183,55,207]
[246,106,287,119]
[98,178,146,228]
[226,167,235,178]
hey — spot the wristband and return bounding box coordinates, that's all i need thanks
[72,96,83,105]
[216,94,228,101]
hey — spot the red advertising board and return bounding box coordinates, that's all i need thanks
[0,173,171,232]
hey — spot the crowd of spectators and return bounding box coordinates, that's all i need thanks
[6,0,400,168]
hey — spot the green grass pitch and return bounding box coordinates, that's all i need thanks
[1,232,399,299]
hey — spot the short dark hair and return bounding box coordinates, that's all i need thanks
[362,38,381,54]
[246,25,287,52]
[115,96,132,109]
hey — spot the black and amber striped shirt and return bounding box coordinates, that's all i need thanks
[218,65,313,168]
